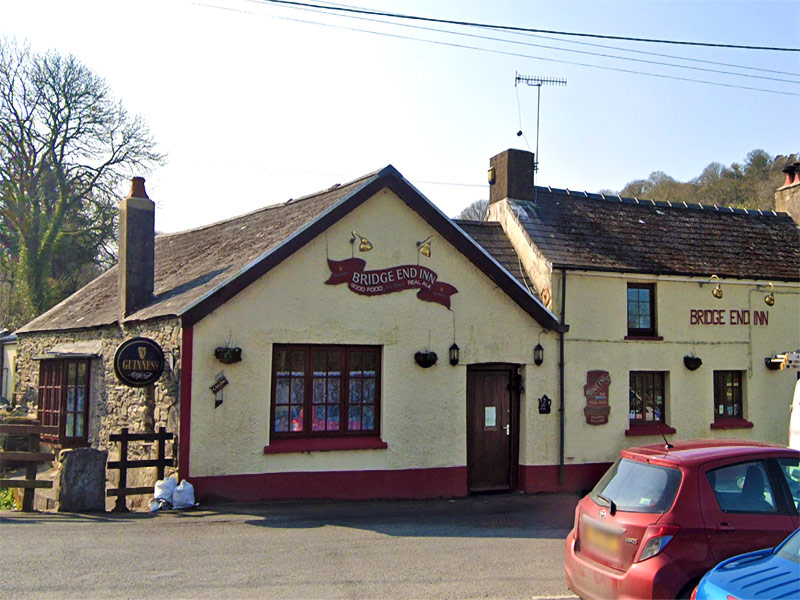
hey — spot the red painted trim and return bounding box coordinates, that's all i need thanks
[188,466,468,502]
[518,463,611,494]
[625,424,677,436]
[264,436,388,454]
[178,324,193,479]
[624,335,664,341]
[710,418,754,430]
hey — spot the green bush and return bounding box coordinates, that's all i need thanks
[0,487,18,510]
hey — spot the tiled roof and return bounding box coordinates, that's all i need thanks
[454,220,532,290]
[510,187,800,280]
[18,169,560,334]
[18,173,379,333]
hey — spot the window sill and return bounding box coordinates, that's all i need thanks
[624,335,664,341]
[710,418,754,430]
[625,424,676,437]
[264,436,388,454]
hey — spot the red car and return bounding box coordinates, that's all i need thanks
[564,439,800,599]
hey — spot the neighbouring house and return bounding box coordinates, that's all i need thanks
[0,330,17,406]
[486,149,800,487]
[9,150,800,504]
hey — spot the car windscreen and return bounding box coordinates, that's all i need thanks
[775,529,800,565]
[591,458,682,513]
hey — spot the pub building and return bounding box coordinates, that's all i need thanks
[10,151,800,504]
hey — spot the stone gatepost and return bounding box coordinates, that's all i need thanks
[55,448,108,512]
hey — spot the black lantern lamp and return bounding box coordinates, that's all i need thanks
[449,343,460,366]
[533,343,544,366]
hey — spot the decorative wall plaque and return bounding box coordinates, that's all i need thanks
[584,370,611,425]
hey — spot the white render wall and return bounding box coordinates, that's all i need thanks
[188,189,560,477]
[560,271,800,466]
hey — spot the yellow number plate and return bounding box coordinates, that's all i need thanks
[585,524,620,555]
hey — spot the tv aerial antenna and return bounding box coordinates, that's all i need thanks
[515,73,567,173]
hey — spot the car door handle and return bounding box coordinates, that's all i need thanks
[714,522,736,535]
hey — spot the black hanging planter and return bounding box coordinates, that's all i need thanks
[683,355,702,371]
[215,346,242,364]
[414,351,438,368]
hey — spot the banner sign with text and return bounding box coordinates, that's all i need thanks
[325,258,458,309]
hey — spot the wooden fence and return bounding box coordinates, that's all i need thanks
[0,424,58,511]
[107,427,175,512]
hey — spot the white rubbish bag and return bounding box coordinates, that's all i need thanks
[172,479,197,509]
[151,476,178,511]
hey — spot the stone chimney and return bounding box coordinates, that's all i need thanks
[118,177,155,318]
[775,161,800,226]
[488,149,536,204]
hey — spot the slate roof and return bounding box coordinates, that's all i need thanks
[18,168,559,334]
[454,220,532,290]
[18,172,379,333]
[510,187,800,281]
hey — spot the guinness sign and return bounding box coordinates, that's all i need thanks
[114,337,165,387]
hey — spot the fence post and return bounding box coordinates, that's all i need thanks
[21,431,40,512]
[114,427,129,512]
[156,427,166,481]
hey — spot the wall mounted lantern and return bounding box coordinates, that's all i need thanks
[350,231,373,253]
[708,274,723,299]
[764,282,775,306]
[449,343,460,366]
[533,343,544,366]
[417,235,433,258]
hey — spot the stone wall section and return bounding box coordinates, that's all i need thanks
[15,319,182,509]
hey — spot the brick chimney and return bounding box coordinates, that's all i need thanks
[775,161,800,226]
[118,177,155,318]
[488,149,536,204]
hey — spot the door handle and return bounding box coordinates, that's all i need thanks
[714,522,736,535]
[503,424,510,436]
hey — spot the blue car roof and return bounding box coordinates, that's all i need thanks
[697,528,800,600]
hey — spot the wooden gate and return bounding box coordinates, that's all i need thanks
[0,423,58,511]
[106,427,175,511]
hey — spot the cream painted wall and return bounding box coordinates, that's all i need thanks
[561,272,800,466]
[189,189,560,477]
[2,341,16,401]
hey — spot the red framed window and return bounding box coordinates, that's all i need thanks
[714,370,743,421]
[629,371,666,424]
[38,359,90,445]
[627,283,656,337]
[271,345,380,438]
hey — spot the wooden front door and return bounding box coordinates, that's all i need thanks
[467,365,519,492]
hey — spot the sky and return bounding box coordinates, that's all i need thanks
[3,0,799,233]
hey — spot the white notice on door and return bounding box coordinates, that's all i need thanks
[485,406,496,427]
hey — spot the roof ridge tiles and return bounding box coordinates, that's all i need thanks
[532,186,787,218]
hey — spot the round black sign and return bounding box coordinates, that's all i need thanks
[113,337,165,387]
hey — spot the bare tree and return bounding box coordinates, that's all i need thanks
[0,38,163,325]
[456,199,489,221]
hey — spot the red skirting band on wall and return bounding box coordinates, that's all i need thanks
[186,462,611,503]
[517,463,611,494]
[189,466,469,502]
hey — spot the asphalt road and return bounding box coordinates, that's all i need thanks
[2,493,580,599]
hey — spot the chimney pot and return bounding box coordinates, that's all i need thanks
[128,176,149,199]
[118,177,155,318]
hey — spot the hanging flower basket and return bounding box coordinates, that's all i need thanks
[414,351,438,368]
[215,347,242,364]
[683,355,702,371]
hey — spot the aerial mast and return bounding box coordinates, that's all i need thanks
[514,73,567,175]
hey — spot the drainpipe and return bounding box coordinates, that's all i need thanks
[559,268,567,485]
